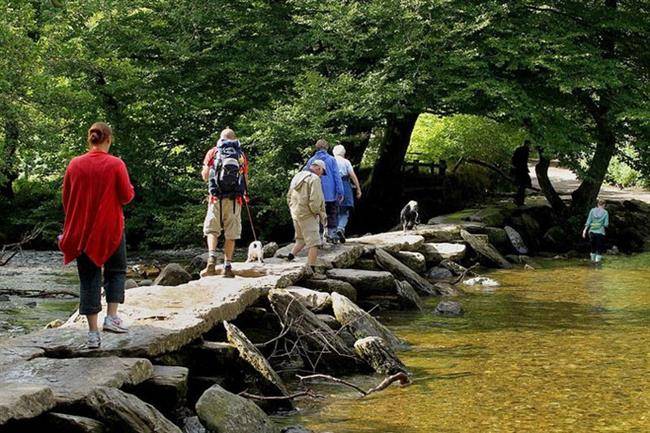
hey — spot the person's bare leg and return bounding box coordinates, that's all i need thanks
[223,239,236,278]
[87,313,99,332]
[107,303,118,317]
[307,246,318,266]
[201,233,219,277]
[292,241,306,256]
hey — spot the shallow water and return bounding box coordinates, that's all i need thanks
[282,254,650,433]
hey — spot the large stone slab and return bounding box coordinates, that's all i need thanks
[325,268,396,296]
[285,287,332,312]
[0,344,44,370]
[422,243,466,264]
[0,357,153,406]
[274,243,364,269]
[391,251,426,273]
[347,233,425,253]
[0,384,55,425]
[412,224,462,242]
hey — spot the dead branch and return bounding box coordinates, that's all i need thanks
[0,288,78,298]
[238,389,323,401]
[297,372,411,398]
[0,222,60,266]
[450,263,479,285]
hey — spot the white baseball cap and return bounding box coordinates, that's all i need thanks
[311,159,327,174]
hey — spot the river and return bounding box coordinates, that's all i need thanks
[280,253,650,432]
[2,252,648,432]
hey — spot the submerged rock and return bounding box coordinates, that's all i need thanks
[426,267,454,281]
[434,300,464,317]
[154,263,192,286]
[196,384,279,433]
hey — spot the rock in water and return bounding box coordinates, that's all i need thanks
[505,226,528,254]
[391,251,426,274]
[84,387,181,433]
[300,278,358,302]
[421,243,466,264]
[463,276,499,287]
[42,412,107,433]
[262,242,279,258]
[154,263,192,286]
[426,267,454,281]
[434,300,464,317]
[325,268,396,296]
[374,248,438,295]
[395,280,423,310]
[285,287,332,312]
[460,230,512,269]
[223,321,290,401]
[354,336,409,375]
[330,292,405,350]
[196,384,279,433]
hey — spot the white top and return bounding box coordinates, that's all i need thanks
[335,155,353,178]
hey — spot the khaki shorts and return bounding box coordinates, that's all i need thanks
[203,198,242,240]
[293,216,321,248]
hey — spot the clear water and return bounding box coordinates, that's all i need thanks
[281,254,650,432]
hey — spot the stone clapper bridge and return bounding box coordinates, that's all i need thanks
[0,223,496,431]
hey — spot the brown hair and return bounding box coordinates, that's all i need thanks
[315,139,329,150]
[597,198,606,206]
[87,122,112,146]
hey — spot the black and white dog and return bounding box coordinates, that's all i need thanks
[246,241,264,264]
[400,200,419,232]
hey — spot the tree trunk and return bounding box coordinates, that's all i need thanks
[358,113,418,232]
[0,119,20,200]
[341,122,373,167]
[534,147,566,215]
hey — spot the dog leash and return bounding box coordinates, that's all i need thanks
[243,197,258,242]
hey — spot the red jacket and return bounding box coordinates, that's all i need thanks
[60,150,135,266]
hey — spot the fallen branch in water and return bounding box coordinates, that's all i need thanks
[238,389,323,401]
[0,288,79,298]
[450,263,479,285]
[297,372,411,397]
[0,223,60,266]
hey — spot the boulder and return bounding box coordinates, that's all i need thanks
[434,282,464,297]
[262,242,279,258]
[41,413,106,433]
[223,321,290,400]
[395,281,423,310]
[155,263,192,286]
[460,230,512,269]
[347,232,425,253]
[541,225,568,252]
[392,251,426,274]
[331,292,405,350]
[325,268,396,296]
[183,416,207,433]
[426,267,454,281]
[300,278,357,302]
[354,336,409,375]
[196,384,279,433]
[422,243,466,264]
[434,300,464,317]
[285,287,332,312]
[353,258,382,271]
[133,365,188,418]
[374,248,438,296]
[84,387,181,433]
[485,227,510,252]
[0,384,55,425]
[125,279,139,290]
[504,226,528,254]
[468,207,510,226]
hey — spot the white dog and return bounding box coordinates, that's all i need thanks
[246,241,264,264]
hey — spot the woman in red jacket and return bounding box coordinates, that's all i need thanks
[60,122,135,349]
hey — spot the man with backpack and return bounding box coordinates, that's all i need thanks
[304,139,344,244]
[201,128,248,278]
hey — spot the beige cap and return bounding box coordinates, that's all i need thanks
[311,159,327,174]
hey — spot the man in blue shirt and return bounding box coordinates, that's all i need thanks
[304,139,344,243]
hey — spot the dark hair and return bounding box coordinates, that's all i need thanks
[87,122,112,146]
[315,139,329,150]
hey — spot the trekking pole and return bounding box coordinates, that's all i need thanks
[243,198,258,242]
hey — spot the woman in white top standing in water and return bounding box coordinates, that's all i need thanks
[332,145,362,241]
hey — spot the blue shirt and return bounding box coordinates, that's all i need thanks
[304,150,344,202]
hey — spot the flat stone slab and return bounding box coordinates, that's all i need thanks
[347,233,424,253]
[0,357,153,406]
[0,383,55,425]
[326,268,396,296]
[422,243,466,263]
[274,243,364,269]
[411,224,462,242]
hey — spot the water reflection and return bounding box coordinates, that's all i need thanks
[283,254,650,432]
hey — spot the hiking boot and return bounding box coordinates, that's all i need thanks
[103,315,129,333]
[86,331,101,349]
[285,253,295,262]
[200,257,217,278]
[223,265,235,279]
[336,229,346,244]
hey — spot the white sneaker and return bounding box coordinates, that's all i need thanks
[103,315,129,333]
[86,331,101,349]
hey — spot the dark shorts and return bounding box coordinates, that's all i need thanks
[77,236,127,315]
[589,232,606,255]
[325,201,338,229]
